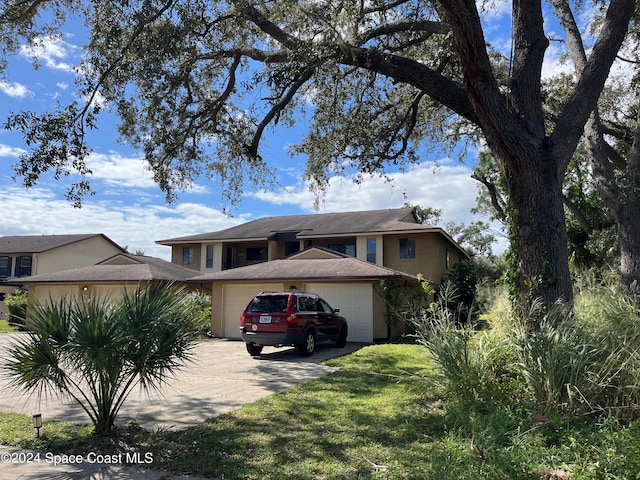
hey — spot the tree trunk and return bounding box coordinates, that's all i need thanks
[502,147,573,326]
[619,116,640,292]
[620,207,640,293]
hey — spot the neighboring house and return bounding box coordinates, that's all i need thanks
[0,234,125,319]
[11,253,199,307]
[158,207,469,342]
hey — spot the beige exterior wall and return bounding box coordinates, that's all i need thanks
[383,232,465,283]
[171,243,201,271]
[28,282,142,307]
[34,237,123,275]
[1,236,123,319]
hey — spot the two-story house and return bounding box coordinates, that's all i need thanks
[158,207,469,342]
[0,234,125,318]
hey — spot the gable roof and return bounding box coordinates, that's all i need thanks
[156,207,436,244]
[191,249,417,283]
[0,234,124,255]
[10,253,196,284]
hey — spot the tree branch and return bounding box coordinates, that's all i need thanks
[247,66,315,158]
[552,0,636,168]
[244,3,478,123]
[562,194,593,235]
[356,19,449,46]
[471,169,507,221]
[510,0,548,132]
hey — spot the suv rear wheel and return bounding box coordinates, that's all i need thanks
[246,343,264,356]
[297,330,316,357]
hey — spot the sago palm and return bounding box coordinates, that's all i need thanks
[4,281,198,435]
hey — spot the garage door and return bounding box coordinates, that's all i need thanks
[222,283,284,339]
[304,283,373,343]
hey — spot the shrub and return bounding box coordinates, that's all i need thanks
[407,283,525,412]
[4,281,199,435]
[182,291,212,336]
[410,280,640,422]
[505,285,640,421]
[5,289,28,330]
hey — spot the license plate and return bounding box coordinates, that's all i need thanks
[259,315,272,323]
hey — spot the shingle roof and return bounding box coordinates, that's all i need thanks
[191,256,417,282]
[157,207,434,244]
[12,253,196,284]
[0,234,124,254]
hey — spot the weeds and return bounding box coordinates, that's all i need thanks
[406,280,640,422]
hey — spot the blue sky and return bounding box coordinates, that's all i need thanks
[1,2,571,260]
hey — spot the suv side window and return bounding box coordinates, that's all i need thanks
[318,299,334,313]
[297,296,317,312]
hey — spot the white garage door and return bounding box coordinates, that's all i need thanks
[304,283,373,343]
[222,283,284,339]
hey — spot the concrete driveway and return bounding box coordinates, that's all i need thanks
[0,333,362,431]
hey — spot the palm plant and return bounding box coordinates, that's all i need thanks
[4,281,199,435]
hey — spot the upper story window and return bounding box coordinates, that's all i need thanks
[205,245,214,268]
[182,247,194,265]
[16,256,32,277]
[399,238,416,259]
[0,256,11,277]
[329,243,355,257]
[247,247,268,262]
[366,238,377,264]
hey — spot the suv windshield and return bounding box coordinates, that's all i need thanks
[246,295,289,313]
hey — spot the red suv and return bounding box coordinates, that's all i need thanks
[240,291,348,356]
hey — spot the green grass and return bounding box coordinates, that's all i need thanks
[1,344,640,479]
[0,319,17,333]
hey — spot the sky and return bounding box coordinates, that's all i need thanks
[0,2,572,261]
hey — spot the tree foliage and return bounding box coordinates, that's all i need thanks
[3,281,199,435]
[1,0,637,322]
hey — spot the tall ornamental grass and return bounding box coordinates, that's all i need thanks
[410,280,640,422]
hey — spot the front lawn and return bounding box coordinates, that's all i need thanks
[1,343,639,479]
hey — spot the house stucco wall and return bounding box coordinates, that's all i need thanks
[35,237,123,275]
[383,232,464,283]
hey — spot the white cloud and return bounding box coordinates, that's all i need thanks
[1,186,245,260]
[250,161,481,224]
[0,80,33,98]
[0,144,26,158]
[85,151,210,195]
[19,36,77,71]
[86,152,157,189]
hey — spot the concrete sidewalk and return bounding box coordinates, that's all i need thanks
[0,334,362,479]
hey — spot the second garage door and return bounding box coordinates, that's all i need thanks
[222,283,284,339]
[304,283,373,343]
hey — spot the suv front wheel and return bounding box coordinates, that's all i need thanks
[297,330,316,357]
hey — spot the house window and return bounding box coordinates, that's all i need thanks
[399,238,415,259]
[205,245,214,268]
[445,248,450,271]
[16,256,32,277]
[329,243,355,257]
[246,247,268,262]
[182,247,194,265]
[366,238,377,264]
[0,256,11,277]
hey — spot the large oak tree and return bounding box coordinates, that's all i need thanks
[1,0,636,323]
